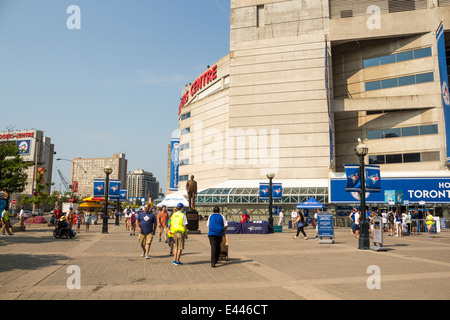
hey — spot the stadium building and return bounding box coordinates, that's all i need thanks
[171,0,450,219]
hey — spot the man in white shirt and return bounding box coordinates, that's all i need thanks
[277,209,284,226]
[291,210,298,229]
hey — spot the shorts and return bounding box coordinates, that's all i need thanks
[173,232,185,250]
[139,233,154,246]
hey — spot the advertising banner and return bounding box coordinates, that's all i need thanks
[317,213,334,238]
[344,164,380,192]
[119,189,128,201]
[436,23,450,163]
[108,180,121,199]
[259,183,282,200]
[93,179,105,197]
[331,177,450,204]
[169,138,180,191]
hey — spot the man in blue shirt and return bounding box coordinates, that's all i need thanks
[136,204,157,259]
[207,206,228,268]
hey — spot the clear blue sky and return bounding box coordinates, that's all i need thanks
[0,0,230,194]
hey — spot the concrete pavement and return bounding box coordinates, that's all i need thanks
[1,219,449,300]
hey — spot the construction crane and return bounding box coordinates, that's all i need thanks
[56,167,70,192]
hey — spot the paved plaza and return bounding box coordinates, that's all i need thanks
[1,219,449,301]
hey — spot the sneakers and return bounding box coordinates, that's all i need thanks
[145,255,150,259]
[173,261,183,266]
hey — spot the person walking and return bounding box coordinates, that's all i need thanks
[53,205,62,229]
[426,210,434,238]
[129,209,136,236]
[277,209,284,226]
[75,212,81,234]
[66,207,74,229]
[84,210,92,233]
[167,212,174,256]
[207,206,228,268]
[293,210,307,240]
[136,204,157,259]
[157,205,170,243]
[1,206,13,236]
[124,206,132,231]
[291,209,298,229]
[170,203,188,266]
[387,209,395,236]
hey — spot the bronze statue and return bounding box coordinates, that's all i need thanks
[186,175,197,211]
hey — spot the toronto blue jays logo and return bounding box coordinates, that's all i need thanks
[110,185,119,192]
[443,81,450,106]
[261,188,269,195]
[274,188,282,195]
[95,185,104,192]
[349,172,359,183]
[367,174,380,184]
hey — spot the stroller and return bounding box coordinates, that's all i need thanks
[53,220,76,239]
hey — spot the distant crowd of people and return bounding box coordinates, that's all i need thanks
[348,208,436,239]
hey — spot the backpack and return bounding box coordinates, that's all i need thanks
[130,213,136,223]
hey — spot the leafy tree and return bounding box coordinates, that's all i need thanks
[0,143,32,205]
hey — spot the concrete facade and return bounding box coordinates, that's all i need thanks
[176,0,450,213]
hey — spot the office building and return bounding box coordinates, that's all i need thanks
[127,169,160,202]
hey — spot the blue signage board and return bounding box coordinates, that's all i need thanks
[317,213,334,238]
[436,23,450,163]
[169,138,180,191]
[119,189,127,201]
[17,140,31,155]
[108,180,121,199]
[344,164,381,192]
[331,177,450,204]
[259,183,282,200]
[93,179,105,197]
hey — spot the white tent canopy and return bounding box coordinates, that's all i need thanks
[157,193,189,208]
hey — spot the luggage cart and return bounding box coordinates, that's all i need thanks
[219,235,228,261]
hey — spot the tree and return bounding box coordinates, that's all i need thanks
[23,169,54,209]
[0,143,32,205]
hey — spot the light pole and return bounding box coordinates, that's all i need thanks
[354,139,370,250]
[102,166,113,234]
[267,172,275,234]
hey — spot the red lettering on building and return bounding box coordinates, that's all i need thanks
[178,64,218,115]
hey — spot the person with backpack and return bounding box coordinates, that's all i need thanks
[387,210,395,236]
[129,209,136,236]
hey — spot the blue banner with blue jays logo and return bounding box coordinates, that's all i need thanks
[345,164,381,192]
[93,179,105,197]
[169,138,180,191]
[259,183,282,200]
[365,165,381,192]
[344,165,361,192]
[119,189,128,201]
[436,23,450,163]
[108,180,121,199]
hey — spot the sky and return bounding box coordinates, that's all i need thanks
[0,0,231,194]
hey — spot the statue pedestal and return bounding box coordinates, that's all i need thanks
[186,210,201,234]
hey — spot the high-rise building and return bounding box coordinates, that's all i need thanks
[174,0,450,218]
[0,129,54,196]
[127,169,160,202]
[70,153,127,197]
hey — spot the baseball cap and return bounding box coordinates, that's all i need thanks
[176,203,184,209]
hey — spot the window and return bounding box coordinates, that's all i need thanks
[367,124,438,140]
[389,0,415,13]
[403,153,421,163]
[366,72,434,91]
[420,124,438,135]
[367,130,384,139]
[180,127,190,135]
[180,112,191,121]
[384,128,401,138]
[257,5,264,28]
[386,154,403,163]
[363,47,431,69]
[401,126,419,137]
[396,51,414,62]
[340,10,353,18]
[369,155,386,164]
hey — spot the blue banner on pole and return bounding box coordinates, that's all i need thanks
[108,180,121,199]
[93,179,105,197]
[365,165,381,192]
[119,189,128,201]
[169,138,180,191]
[436,23,450,163]
[259,183,282,200]
[345,164,381,192]
[344,165,361,192]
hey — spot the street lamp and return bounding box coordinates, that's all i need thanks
[354,139,369,250]
[102,166,113,234]
[266,172,275,234]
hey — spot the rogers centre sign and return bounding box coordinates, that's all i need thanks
[0,132,35,140]
[178,64,218,115]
